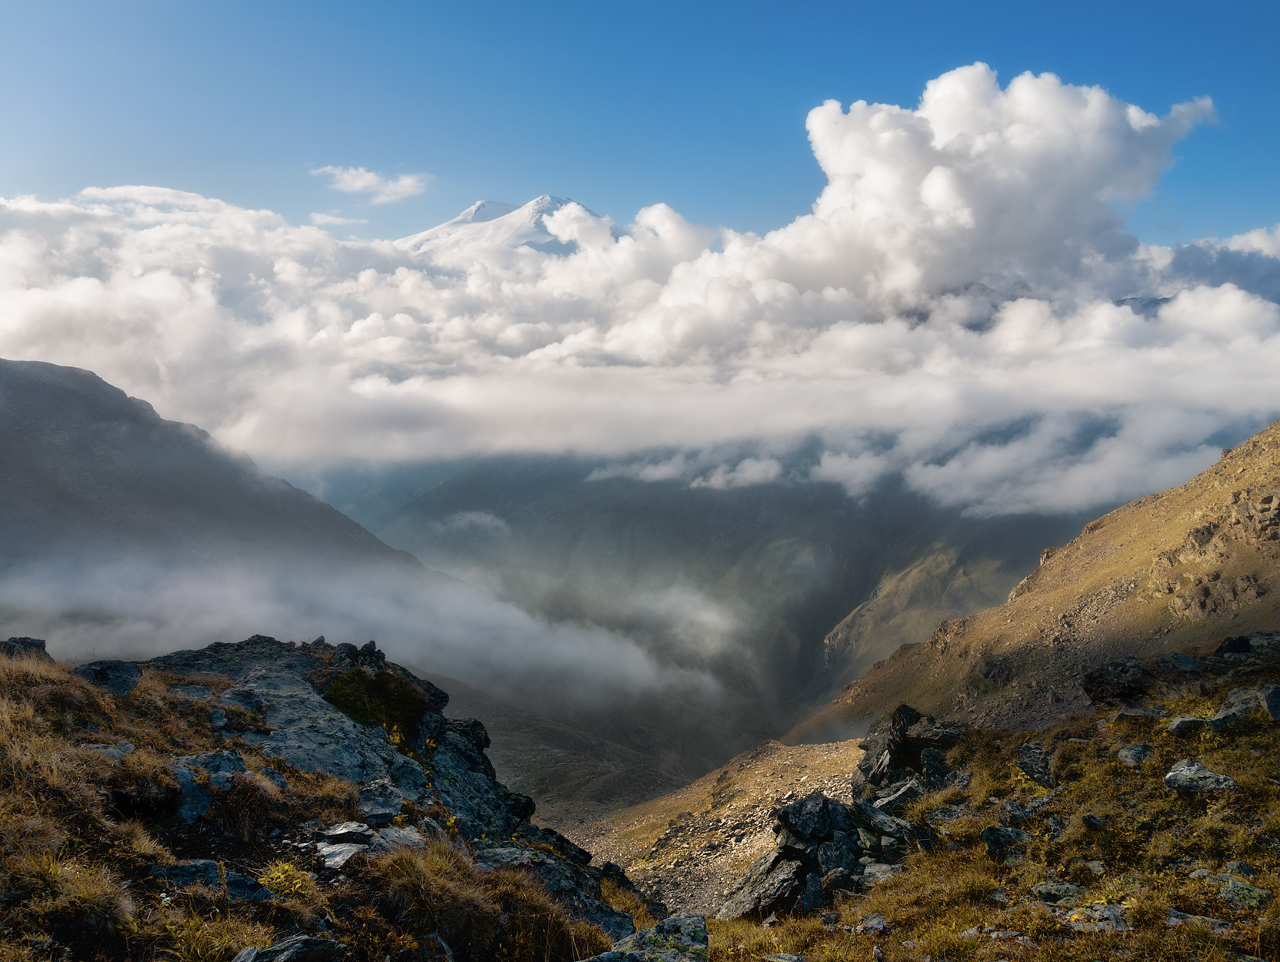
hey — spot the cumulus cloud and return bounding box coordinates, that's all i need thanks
[313,165,429,203]
[1,64,1278,515]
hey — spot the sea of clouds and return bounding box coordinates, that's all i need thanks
[3,64,1279,516]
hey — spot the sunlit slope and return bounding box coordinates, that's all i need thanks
[795,420,1280,735]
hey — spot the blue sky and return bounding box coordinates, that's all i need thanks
[2,0,1277,243]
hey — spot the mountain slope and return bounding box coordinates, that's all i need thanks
[0,357,420,569]
[795,419,1280,735]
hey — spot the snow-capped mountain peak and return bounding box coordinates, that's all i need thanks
[396,195,614,256]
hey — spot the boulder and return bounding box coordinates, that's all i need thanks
[1164,759,1237,793]
[0,637,53,662]
[860,863,905,886]
[1209,686,1280,730]
[588,915,708,962]
[716,852,806,920]
[1166,716,1207,736]
[1067,903,1129,934]
[1016,743,1054,788]
[71,660,141,696]
[1220,879,1271,910]
[1117,744,1153,768]
[1214,636,1253,656]
[316,822,375,846]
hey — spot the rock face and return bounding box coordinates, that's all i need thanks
[716,787,935,919]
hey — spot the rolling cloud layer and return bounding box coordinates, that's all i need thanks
[3,64,1279,515]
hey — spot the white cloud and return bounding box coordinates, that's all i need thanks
[311,211,369,226]
[1,65,1278,516]
[313,165,429,204]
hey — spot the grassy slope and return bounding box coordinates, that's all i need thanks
[795,420,1280,736]
[0,654,621,962]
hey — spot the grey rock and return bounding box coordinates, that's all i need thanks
[0,637,53,662]
[1220,879,1271,910]
[1164,759,1238,792]
[716,852,806,920]
[258,767,290,791]
[167,765,212,822]
[370,825,426,851]
[997,800,1029,829]
[232,935,347,962]
[81,741,135,762]
[873,779,924,816]
[169,684,214,702]
[357,778,404,826]
[798,872,824,911]
[71,660,141,696]
[316,821,375,846]
[1171,652,1210,672]
[1117,744,1153,768]
[1016,742,1054,787]
[980,826,1027,863]
[150,860,273,902]
[860,863,904,886]
[591,914,708,962]
[815,832,862,875]
[1166,716,1207,735]
[1214,636,1253,657]
[1209,686,1280,730]
[1166,908,1231,934]
[176,749,248,791]
[316,842,368,870]
[1067,903,1129,933]
[762,955,805,962]
[473,845,633,940]
[855,914,888,936]
[1226,860,1257,876]
[1031,881,1085,904]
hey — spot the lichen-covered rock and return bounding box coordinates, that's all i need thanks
[589,914,708,962]
[1220,878,1271,910]
[1164,759,1238,792]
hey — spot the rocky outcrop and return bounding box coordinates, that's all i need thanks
[851,705,964,791]
[0,637,53,662]
[71,660,142,696]
[716,789,935,920]
[137,634,646,936]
